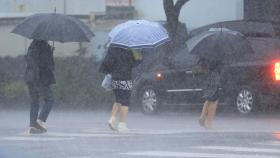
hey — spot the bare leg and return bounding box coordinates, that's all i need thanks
[200,101,209,119]
[111,102,121,119]
[119,105,129,123]
[108,102,121,130]
[199,101,209,127]
[204,101,218,129]
[118,105,129,132]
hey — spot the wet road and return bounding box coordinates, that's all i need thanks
[0,110,279,158]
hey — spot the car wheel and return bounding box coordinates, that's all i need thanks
[235,86,257,114]
[140,86,160,114]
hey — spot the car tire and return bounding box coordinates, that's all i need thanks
[139,85,160,114]
[235,86,258,114]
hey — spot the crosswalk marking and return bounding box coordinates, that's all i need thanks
[1,131,132,142]
[84,128,280,134]
[126,129,190,134]
[45,132,129,137]
[84,128,189,135]
[197,146,280,154]
[66,156,92,158]
[0,136,73,141]
[120,151,279,158]
[255,141,280,146]
[86,128,182,134]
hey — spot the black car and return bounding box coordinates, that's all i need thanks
[131,36,280,114]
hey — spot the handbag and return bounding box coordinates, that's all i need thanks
[101,74,112,91]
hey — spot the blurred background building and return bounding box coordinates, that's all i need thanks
[1,0,277,57]
[244,0,280,23]
[1,0,279,107]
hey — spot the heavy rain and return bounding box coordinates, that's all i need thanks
[0,0,280,158]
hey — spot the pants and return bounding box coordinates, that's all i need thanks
[27,84,54,127]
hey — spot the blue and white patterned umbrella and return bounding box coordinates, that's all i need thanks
[109,20,169,49]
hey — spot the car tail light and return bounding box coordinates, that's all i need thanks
[274,132,280,140]
[274,62,280,81]
[155,72,164,81]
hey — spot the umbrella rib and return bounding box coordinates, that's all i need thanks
[67,16,93,41]
[12,14,46,38]
[31,15,52,40]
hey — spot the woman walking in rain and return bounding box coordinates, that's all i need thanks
[99,46,141,133]
[198,59,222,129]
[25,40,55,134]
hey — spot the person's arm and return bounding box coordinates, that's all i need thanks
[39,44,55,71]
[209,71,221,90]
[99,49,114,74]
[49,45,55,71]
[25,47,40,83]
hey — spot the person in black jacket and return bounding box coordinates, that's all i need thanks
[25,40,55,134]
[198,59,222,129]
[99,46,141,132]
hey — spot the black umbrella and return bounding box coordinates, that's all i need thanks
[11,13,94,42]
[190,20,276,38]
[188,28,254,63]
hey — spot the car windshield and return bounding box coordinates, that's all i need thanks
[173,45,197,69]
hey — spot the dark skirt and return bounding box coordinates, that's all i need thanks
[204,89,221,102]
[113,89,131,106]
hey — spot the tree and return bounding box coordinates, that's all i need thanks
[164,0,189,46]
[162,0,189,64]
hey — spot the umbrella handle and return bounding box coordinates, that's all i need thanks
[52,41,55,52]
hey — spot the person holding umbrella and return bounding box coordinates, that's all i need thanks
[100,20,169,132]
[11,12,94,134]
[99,47,141,132]
[25,40,55,134]
[197,59,222,129]
[188,28,254,128]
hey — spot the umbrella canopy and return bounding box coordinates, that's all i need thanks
[109,20,169,49]
[190,20,276,38]
[188,28,254,63]
[11,13,94,42]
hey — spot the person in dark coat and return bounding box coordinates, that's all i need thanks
[197,59,222,129]
[25,39,55,134]
[99,46,141,132]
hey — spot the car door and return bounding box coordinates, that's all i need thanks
[164,46,202,105]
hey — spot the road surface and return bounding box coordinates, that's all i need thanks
[0,110,279,158]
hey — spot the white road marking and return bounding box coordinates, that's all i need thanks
[45,132,129,137]
[197,146,280,154]
[117,129,188,135]
[0,136,73,141]
[66,157,92,158]
[84,128,280,134]
[3,131,131,142]
[120,151,279,158]
[85,129,191,135]
[255,141,280,146]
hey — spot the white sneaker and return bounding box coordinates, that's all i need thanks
[108,117,117,131]
[117,122,129,133]
[37,120,46,129]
